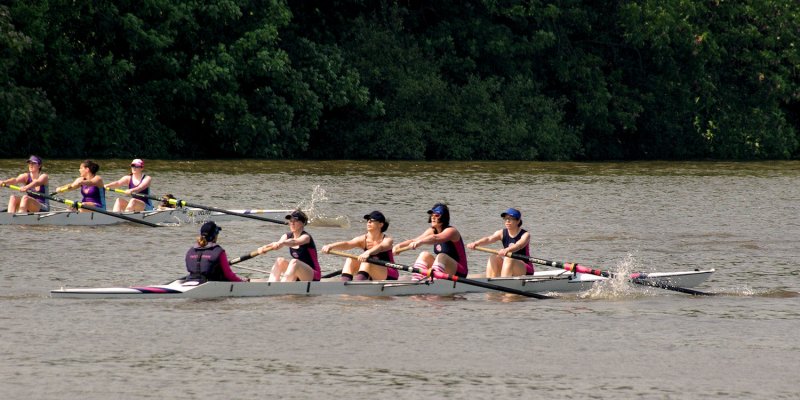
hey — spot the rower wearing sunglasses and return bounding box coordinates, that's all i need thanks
[104,159,153,212]
[321,210,398,281]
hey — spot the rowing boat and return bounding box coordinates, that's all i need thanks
[0,208,292,226]
[50,268,714,299]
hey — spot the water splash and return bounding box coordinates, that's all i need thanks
[579,253,643,300]
[296,185,350,228]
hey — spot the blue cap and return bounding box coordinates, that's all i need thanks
[501,208,521,220]
[427,205,446,215]
[26,155,43,165]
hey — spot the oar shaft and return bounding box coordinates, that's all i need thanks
[8,185,160,227]
[329,250,549,299]
[321,269,343,279]
[474,246,714,296]
[229,250,261,265]
[109,188,288,225]
[231,264,271,274]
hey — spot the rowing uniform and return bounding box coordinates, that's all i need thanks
[129,174,153,210]
[503,228,534,275]
[26,172,49,212]
[364,234,399,280]
[185,243,244,282]
[287,230,322,281]
[80,185,106,210]
[433,226,468,277]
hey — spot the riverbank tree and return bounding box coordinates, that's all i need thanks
[1,0,798,160]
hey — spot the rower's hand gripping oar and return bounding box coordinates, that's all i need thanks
[329,250,550,299]
[474,246,714,296]
[107,188,288,225]
[6,184,161,228]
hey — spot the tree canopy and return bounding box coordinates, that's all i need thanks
[1,0,798,160]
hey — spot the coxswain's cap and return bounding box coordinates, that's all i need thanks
[200,221,222,239]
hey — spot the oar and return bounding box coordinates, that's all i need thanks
[393,245,412,255]
[329,250,550,299]
[107,188,288,225]
[321,269,343,279]
[474,246,714,296]
[6,184,161,227]
[228,244,278,270]
[229,246,341,277]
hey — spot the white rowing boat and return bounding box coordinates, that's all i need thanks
[0,208,292,226]
[50,268,714,299]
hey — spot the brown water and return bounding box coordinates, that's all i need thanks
[1,160,798,399]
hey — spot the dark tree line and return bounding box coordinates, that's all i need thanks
[1,0,798,160]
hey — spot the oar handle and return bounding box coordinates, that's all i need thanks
[229,245,277,265]
[229,250,261,265]
[393,245,412,255]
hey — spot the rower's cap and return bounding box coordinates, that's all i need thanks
[285,210,308,224]
[26,155,43,165]
[363,210,386,223]
[130,159,144,167]
[427,205,446,215]
[501,208,522,220]
[364,210,389,231]
[200,221,222,239]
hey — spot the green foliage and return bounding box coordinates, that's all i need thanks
[0,0,797,159]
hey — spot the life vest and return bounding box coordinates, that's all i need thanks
[185,244,226,282]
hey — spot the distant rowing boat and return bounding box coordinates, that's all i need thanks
[50,268,714,299]
[0,207,292,226]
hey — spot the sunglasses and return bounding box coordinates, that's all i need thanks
[131,165,142,168]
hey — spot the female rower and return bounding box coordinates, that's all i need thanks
[55,160,106,211]
[104,159,153,212]
[321,211,398,281]
[1,155,50,213]
[393,203,468,280]
[185,221,248,282]
[258,210,321,282]
[466,208,534,277]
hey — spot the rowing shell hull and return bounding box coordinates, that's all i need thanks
[50,269,715,299]
[0,208,291,226]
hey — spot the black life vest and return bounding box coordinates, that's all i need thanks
[185,244,225,282]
